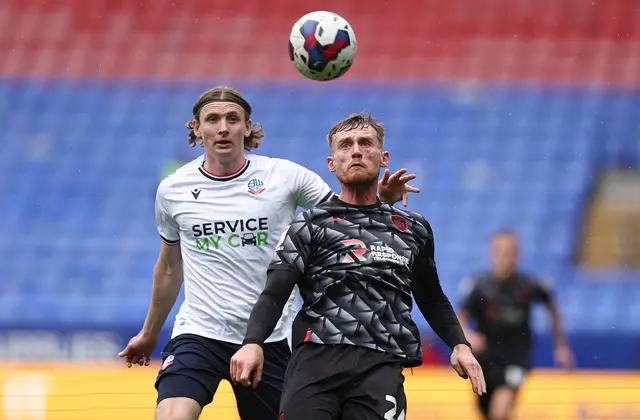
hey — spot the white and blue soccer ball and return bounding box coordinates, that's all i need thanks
[288,11,357,81]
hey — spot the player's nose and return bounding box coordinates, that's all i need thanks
[218,119,229,134]
[351,145,363,158]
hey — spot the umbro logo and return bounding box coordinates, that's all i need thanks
[191,189,201,200]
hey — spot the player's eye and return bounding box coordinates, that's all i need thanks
[206,115,218,122]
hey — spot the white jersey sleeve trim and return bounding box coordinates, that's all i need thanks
[155,178,180,244]
[161,236,180,245]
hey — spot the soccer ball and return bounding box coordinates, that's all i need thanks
[288,11,357,81]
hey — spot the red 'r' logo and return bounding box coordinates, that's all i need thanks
[341,239,367,263]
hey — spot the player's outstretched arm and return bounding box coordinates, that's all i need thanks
[119,242,183,367]
[230,268,299,388]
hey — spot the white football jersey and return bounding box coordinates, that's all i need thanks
[155,153,332,344]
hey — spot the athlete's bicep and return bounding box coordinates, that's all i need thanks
[159,240,182,267]
[155,241,183,284]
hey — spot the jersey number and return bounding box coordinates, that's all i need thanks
[384,395,406,420]
[341,239,367,263]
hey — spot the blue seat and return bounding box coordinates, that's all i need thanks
[0,79,639,333]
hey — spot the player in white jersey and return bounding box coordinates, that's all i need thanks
[118,86,417,420]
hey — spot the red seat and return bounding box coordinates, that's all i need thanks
[1,0,638,84]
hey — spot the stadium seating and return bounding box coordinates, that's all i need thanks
[1,0,639,83]
[0,0,638,368]
[1,80,638,332]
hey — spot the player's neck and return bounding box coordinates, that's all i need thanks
[203,152,246,177]
[493,269,515,281]
[339,183,379,206]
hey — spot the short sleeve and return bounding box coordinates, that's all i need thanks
[268,212,315,276]
[155,181,180,245]
[280,159,332,209]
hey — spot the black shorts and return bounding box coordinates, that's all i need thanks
[476,357,529,417]
[280,343,407,420]
[155,333,290,420]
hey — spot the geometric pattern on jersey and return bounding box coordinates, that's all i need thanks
[269,196,433,367]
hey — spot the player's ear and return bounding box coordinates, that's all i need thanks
[380,151,390,168]
[192,119,201,137]
[245,119,253,137]
[327,156,336,172]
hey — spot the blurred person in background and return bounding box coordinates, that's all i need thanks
[157,149,198,192]
[159,154,192,181]
[118,86,417,420]
[457,230,575,420]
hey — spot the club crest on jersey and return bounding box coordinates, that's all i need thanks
[391,215,408,232]
[247,178,266,196]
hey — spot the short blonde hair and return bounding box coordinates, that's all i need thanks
[326,112,385,149]
[185,86,265,151]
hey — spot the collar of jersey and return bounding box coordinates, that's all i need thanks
[331,195,382,209]
[198,159,250,182]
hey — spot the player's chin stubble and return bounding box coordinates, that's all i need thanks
[338,168,378,188]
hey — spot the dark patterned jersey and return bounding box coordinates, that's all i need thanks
[266,196,465,367]
[459,272,553,366]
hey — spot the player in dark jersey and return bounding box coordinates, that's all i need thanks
[458,230,575,420]
[229,112,486,419]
